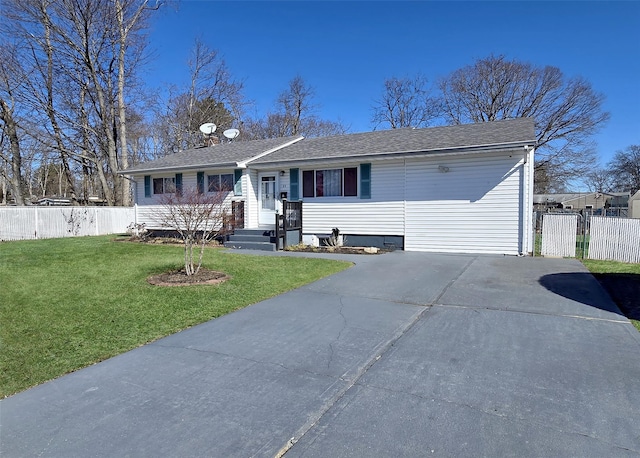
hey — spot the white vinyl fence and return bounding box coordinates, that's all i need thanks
[541,213,578,258]
[0,206,136,241]
[588,216,640,263]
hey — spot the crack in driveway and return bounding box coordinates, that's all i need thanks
[433,303,631,323]
[274,257,479,457]
[326,296,348,370]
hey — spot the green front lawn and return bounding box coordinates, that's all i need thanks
[582,259,640,332]
[0,236,351,397]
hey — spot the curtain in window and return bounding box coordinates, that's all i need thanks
[317,169,342,197]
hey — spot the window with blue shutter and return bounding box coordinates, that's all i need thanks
[197,172,205,194]
[360,163,371,199]
[290,168,299,201]
[144,175,151,198]
[234,169,242,196]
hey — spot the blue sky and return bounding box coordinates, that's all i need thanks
[146,1,639,173]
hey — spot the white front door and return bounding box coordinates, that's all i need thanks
[259,174,277,226]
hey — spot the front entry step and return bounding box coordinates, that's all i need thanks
[224,227,276,251]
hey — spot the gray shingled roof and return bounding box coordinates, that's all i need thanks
[123,118,535,174]
[123,136,302,174]
[252,118,535,165]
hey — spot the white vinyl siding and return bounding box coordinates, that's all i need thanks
[371,160,405,201]
[302,160,405,235]
[404,153,523,254]
[246,169,259,228]
[134,203,231,230]
[302,154,525,254]
[133,171,243,228]
[303,201,404,235]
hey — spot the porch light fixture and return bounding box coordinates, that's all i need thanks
[280,170,285,176]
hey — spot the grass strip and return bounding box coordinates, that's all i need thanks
[582,259,640,332]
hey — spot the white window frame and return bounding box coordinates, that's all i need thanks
[152,177,175,195]
[207,173,234,193]
[302,166,358,198]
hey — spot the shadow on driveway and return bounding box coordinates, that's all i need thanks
[539,272,627,317]
[589,272,640,320]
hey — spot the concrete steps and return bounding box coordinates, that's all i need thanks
[224,227,276,251]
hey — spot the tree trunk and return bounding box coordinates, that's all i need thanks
[117,0,131,206]
[41,6,77,204]
[115,0,150,207]
[0,98,25,205]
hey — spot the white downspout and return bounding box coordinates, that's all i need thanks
[522,146,535,255]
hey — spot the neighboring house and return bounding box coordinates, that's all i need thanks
[534,192,630,215]
[630,191,640,219]
[35,197,72,206]
[122,118,536,255]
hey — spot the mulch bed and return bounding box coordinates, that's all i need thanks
[592,273,640,320]
[147,268,230,287]
[285,246,388,255]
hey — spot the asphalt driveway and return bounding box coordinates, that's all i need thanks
[2,251,639,457]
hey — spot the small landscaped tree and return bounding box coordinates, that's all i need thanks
[154,186,230,276]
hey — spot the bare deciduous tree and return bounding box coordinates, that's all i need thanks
[607,145,640,194]
[277,75,314,136]
[584,166,615,193]
[154,187,230,276]
[244,75,347,140]
[439,55,610,191]
[154,38,246,153]
[2,0,159,205]
[371,74,440,129]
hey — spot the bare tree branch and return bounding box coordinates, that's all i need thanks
[153,187,230,276]
[607,145,640,194]
[371,74,440,129]
[244,75,347,140]
[438,55,609,191]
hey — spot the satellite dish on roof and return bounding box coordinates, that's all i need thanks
[223,128,240,140]
[199,123,217,135]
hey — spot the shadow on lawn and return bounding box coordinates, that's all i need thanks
[589,273,640,320]
[538,272,638,318]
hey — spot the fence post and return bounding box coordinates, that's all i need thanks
[274,212,281,250]
[34,206,38,239]
[95,207,99,235]
[298,200,303,245]
[282,200,288,250]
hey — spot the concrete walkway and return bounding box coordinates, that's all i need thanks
[2,251,639,457]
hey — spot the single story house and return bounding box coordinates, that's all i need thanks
[122,118,536,255]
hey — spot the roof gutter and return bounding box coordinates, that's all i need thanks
[117,162,239,175]
[253,140,535,168]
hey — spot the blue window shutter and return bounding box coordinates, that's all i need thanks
[175,173,183,195]
[290,168,299,201]
[234,169,243,196]
[144,175,151,197]
[197,172,204,194]
[360,163,371,199]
